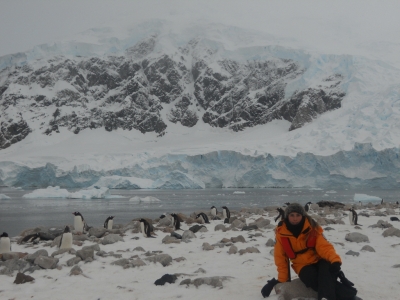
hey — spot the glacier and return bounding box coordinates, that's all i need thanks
[0,143,399,189]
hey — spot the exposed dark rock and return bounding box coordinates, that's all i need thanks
[0,40,346,150]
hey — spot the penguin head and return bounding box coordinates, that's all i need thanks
[222,206,227,209]
[107,216,115,220]
[1,232,8,238]
[72,211,82,216]
[139,218,146,223]
[171,213,177,218]
[64,226,71,233]
[211,206,216,209]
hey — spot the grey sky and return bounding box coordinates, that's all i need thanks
[1,0,400,64]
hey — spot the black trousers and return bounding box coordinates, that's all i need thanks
[299,260,357,300]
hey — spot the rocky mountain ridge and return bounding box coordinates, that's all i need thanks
[0,33,346,150]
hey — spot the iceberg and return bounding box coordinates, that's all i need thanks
[353,194,382,202]
[22,186,123,199]
[129,196,161,203]
[91,175,154,189]
[0,194,11,199]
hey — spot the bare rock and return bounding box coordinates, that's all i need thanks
[382,227,400,238]
[34,256,59,269]
[345,232,369,243]
[14,272,35,284]
[228,245,238,254]
[275,278,317,300]
[145,254,172,266]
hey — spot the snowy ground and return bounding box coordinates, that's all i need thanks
[1,203,399,300]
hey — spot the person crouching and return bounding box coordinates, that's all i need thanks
[261,203,359,300]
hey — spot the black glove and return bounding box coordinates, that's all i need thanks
[338,271,355,288]
[329,262,341,276]
[261,278,279,298]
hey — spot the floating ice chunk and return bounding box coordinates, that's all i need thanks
[233,191,245,194]
[22,186,123,199]
[129,196,161,203]
[326,190,337,193]
[22,186,70,198]
[0,194,11,199]
[309,188,323,191]
[354,194,382,202]
[68,187,123,199]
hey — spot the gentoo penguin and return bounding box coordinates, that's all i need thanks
[396,201,399,205]
[171,213,182,230]
[59,226,73,249]
[274,207,285,222]
[390,217,400,222]
[72,211,87,233]
[0,232,11,254]
[139,218,156,238]
[196,212,210,224]
[222,206,231,223]
[210,206,217,217]
[159,213,167,219]
[20,232,41,244]
[304,202,312,212]
[381,198,384,204]
[349,208,361,226]
[104,216,114,230]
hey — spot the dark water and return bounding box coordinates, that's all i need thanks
[0,187,397,237]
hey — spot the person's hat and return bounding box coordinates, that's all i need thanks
[285,203,306,218]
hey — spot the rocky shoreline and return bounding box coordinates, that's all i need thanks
[1,201,399,299]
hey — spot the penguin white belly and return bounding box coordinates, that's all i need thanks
[140,222,147,237]
[223,210,227,219]
[107,220,113,230]
[60,233,73,249]
[74,216,84,232]
[211,208,216,216]
[349,212,354,225]
[0,237,11,254]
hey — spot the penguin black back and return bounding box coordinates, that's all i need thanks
[196,212,210,224]
[104,216,115,229]
[171,213,181,230]
[222,206,231,220]
[139,218,155,238]
[275,207,285,223]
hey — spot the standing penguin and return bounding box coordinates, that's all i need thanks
[222,206,231,220]
[304,202,312,212]
[104,216,115,230]
[349,208,361,225]
[72,211,87,233]
[196,212,210,224]
[381,198,384,205]
[0,232,11,254]
[274,207,285,222]
[59,226,73,249]
[210,206,218,218]
[139,218,156,238]
[171,213,182,230]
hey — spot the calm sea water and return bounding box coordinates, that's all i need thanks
[0,187,397,237]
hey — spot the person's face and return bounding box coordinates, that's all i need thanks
[288,212,303,225]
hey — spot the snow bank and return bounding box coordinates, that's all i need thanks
[353,194,382,202]
[22,186,123,199]
[129,196,161,203]
[0,193,11,199]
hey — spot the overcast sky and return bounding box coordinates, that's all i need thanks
[1,0,400,64]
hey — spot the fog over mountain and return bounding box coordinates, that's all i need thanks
[1,4,400,189]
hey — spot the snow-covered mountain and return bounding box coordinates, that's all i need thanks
[1,20,399,189]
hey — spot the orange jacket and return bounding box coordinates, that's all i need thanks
[274,218,341,283]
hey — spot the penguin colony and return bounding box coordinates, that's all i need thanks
[6,199,398,252]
